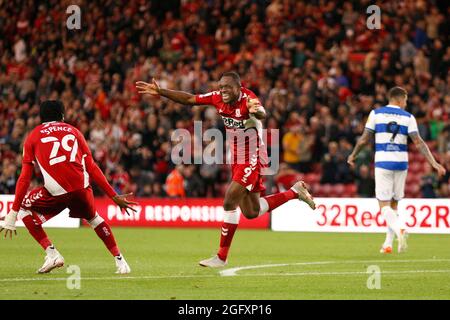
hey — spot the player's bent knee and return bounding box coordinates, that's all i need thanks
[243,210,259,219]
[88,214,104,229]
[18,209,32,219]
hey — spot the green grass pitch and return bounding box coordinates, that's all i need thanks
[1,227,449,300]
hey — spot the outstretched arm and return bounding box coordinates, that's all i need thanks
[409,132,446,177]
[12,136,35,212]
[76,130,138,215]
[136,79,196,105]
[347,129,374,167]
[84,155,117,198]
[84,157,138,215]
[1,138,35,238]
[11,162,34,212]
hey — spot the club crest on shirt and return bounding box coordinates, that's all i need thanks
[235,109,241,117]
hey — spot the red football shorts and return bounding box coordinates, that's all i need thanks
[228,128,266,193]
[231,160,266,193]
[20,186,97,225]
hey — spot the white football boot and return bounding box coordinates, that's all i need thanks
[199,255,227,268]
[115,254,131,274]
[379,246,393,254]
[37,247,65,274]
[291,181,316,210]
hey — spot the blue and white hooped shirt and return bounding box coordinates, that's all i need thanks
[365,105,418,171]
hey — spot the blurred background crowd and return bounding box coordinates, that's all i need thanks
[1,0,449,199]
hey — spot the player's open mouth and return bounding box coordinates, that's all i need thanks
[222,94,230,100]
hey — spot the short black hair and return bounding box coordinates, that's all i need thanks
[221,71,241,86]
[388,86,407,101]
[39,100,65,123]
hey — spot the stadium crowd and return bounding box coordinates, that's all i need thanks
[1,0,449,199]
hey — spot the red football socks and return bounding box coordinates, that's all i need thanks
[217,222,239,261]
[216,190,297,261]
[263,189,296,211]
[217,209,240,261]
[22,215,52,250]
[94,221,121,257]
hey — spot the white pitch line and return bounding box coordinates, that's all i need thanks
[247,269,450,277]
[1,259,449,283]
[219,259,450,276]
[0,274,217,283]
[1,269,450,284]
[220,261,336,277]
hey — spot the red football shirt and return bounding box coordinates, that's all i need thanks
[22,121,92,195]
[195,87,259,129]
[12,121,116,212]
[195,87,267,164]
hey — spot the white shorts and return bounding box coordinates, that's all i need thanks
[375,168,408,201]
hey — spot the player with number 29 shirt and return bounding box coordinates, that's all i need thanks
[0,100,138,274]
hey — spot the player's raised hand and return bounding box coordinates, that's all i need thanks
[246,97,261,114]
[347,154,356,168]
[0,210,18,239]
[112,193,139,216]
[136,79,160,96]
[433,163,446,178]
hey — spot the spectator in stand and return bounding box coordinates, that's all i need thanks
[437,125,450,154]
[321,142,339,184]
[0,161,17,194]
[438,151,450,186]
[184,165,204,197]
[282,125,302,172]
[355,165,375,198]
[165,165,185,198]
[336,138,354,184]
[275,163,303,192]
[437,182,449,198]
[200,160,220,198]
[111,165,132,194]
[297,127,314,173]
[420,163,438,198]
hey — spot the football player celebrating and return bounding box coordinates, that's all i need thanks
[136,72,315,267]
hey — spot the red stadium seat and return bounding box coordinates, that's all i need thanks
[304,173,320,185]
[405,183,421,198]
[418,154,426,163]
[344,184,357,195]
[311,163,321,173]
[341,193,353,198]
[408,162,422,174]
[426,141,437,150]
[332,184,346,197]
[409,152,418,163]
[410,151,426,164]
[321,184,332,196]
[312,183,322,195]
[406,173,421,185]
